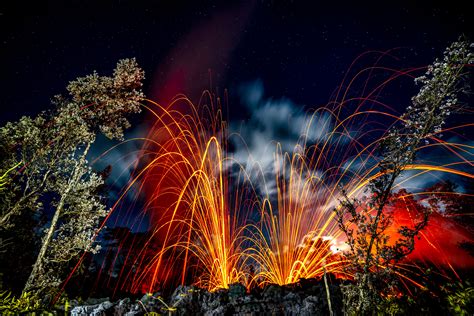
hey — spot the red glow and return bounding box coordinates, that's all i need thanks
[387,194,474,270]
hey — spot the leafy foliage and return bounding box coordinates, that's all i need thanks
[0,291,41,315]
[443,281,474,316]
[0,58,144,299]
[334,39,473,314]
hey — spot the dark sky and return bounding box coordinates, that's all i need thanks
[0,1,472,125]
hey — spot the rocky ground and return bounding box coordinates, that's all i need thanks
[70,278,343,315]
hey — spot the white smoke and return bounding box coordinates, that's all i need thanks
[229,80,334,198]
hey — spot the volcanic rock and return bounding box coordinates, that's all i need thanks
[69,278,343,315]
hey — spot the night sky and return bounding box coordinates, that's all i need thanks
[0,1,472,124]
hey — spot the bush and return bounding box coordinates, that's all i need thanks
[0,291,42,315]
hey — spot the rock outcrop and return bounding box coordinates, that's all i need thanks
[70,278,343,315]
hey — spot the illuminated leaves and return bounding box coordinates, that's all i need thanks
[66,58,144,140]
[334,39,473,314]
[0,59,144,298]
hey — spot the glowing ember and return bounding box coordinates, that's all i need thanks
[85,51,473,296]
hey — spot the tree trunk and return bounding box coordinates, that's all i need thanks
[23,144,90,294]
[23,194,66,293]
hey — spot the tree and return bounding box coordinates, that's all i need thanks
[427,180,474,232]
[333,40,473,314]
[0,58,144,299]
[0,161,22,254]
[426,179,474,258]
